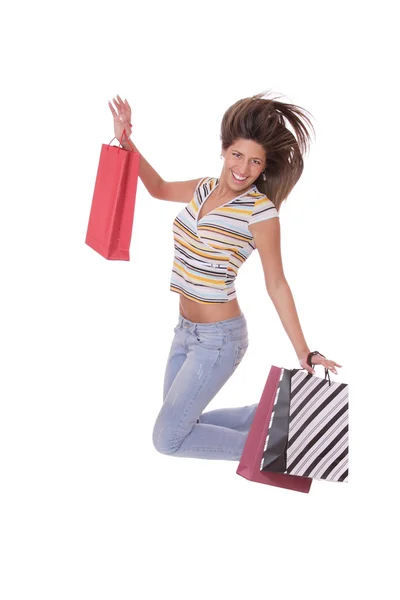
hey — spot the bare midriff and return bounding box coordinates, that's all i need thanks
[179,294,242,323]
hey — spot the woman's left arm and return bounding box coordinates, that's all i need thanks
[249,218,341,375]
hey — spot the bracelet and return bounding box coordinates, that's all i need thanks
[306,350,325,368]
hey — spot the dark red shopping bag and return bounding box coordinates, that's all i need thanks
[85,131,140,260]
[236,365,313,493]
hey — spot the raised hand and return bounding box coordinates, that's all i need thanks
[108,95,132,143]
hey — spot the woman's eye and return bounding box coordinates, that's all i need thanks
[232,153,260,165]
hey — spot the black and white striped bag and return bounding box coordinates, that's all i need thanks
[260,366,349,482]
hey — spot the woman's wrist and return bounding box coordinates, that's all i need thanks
[296,348,311,360]
[121,137,136,151]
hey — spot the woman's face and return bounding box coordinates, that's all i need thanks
[221,138,266,191]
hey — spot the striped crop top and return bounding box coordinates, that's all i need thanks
[170,176,279,304]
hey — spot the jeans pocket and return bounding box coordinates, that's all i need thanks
[194,327,224,351]
[223,319,248,343]
[233,342,249,371]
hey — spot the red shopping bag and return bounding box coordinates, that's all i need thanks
[236,365,313,493]
[85,131,140,260]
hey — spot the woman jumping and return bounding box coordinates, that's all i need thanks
[108,90,342,461]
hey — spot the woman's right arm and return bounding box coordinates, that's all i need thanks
[121,136,202,203]
[109,96,202,203]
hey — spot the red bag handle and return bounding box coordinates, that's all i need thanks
[108,127,135,152]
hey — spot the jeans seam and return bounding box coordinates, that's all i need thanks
[234,343,248,364]
[181,447,242,455]
[172,345,222,447]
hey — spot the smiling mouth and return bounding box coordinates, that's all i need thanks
[231,170,247,182]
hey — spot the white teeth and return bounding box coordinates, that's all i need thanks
[232,171,246,181]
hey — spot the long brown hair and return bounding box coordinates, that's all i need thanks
[220,90,315,211]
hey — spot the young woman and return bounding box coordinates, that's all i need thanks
[108,91,342,461]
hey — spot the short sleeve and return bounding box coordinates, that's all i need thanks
[249,195,279,226]
[195,176,210,191]
[192,176,215,203]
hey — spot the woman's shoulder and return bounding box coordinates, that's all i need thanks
[195,176,218,196]
[196,176,217,187]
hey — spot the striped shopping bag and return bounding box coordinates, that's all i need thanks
[260,367,349,482]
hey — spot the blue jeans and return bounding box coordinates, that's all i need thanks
[152,312,258,460]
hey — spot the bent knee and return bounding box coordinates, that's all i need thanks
[152,424,181,456]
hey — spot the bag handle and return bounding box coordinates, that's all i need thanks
[107,128,135,152]
[307,351,331,386]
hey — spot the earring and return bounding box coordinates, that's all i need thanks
[220,154,223,159]
[262,171,267,181]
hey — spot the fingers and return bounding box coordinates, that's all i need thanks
[113,95,122,109]
[108,101,117,118]
[330,361,342,370]
[313,357,342,375]
[116,95,130,115]
[109,98,121,118]
[110,96,124,119]
[114,96,123,114]
[324,361,341,375]
[109,96,131,125]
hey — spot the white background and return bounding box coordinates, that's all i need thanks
[0,0,399,598]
